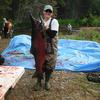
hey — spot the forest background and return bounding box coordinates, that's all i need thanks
[0,0,100,27]
[0,0,100,42]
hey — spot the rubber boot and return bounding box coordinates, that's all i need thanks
[45,72,52,90]
[32,72,44,79]
[34,78,41,91]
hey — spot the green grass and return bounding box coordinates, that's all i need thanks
[59,28,100,42]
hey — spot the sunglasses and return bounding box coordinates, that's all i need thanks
[45,9,52,13]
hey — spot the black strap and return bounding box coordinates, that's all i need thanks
[49,18,53,29]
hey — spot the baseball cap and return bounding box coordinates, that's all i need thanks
[44,5,53,12]
[3,18,7,21]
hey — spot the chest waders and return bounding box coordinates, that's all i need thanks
[44,18,58,90]
[34,18,58,91]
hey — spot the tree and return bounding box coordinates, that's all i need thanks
[0,0,12,19]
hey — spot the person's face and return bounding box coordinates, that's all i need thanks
[43,9,53,19]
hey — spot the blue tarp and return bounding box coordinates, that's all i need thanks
[1,34,100,72]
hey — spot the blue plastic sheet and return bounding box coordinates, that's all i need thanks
[1,34,100,72]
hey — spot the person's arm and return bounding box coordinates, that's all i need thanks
[46,19,59,39]
[46,29,57,38]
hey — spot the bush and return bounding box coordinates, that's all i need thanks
[78,31,100,42]
[58,16,100,27]
[58,19,79,27]
[91,16,100,26]
[0,20,3,30]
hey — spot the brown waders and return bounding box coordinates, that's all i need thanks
[33,18,58,91]
[33,37,57,91]
[43,34,58,90]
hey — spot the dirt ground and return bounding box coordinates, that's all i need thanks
[0,37,100,100]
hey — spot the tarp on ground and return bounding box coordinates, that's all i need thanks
[1,34,100,72]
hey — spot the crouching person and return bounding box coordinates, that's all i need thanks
[2,18,13,38]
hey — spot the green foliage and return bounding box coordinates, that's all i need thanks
[58,19,80,27]
[14,21,31,28]
[59,28,100,42]
[90,0,100,15]
[91,16,100,26]
[78,31,100,42]
[80,18,88,26]
[0,0,13,18]
[0,0,100,21]
[58,0,65,6]
[0,20,3,29]
[59,16,100,27]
